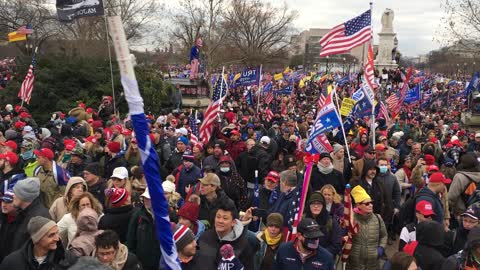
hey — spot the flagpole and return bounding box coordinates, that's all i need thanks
[369,2,376,152]
[103,4,117,114]
[256,65,262,113]
[333,86,352,163]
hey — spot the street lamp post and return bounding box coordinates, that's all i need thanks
[326,56,329,73]
[343,57,346,74]
[457,63,460,78]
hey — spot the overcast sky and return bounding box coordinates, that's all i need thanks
[284,0,444,57]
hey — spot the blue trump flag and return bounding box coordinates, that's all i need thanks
[262,82,272,93]
[336,75,350,87]
[275,85,293,95]
[236,67,260,86]
[307,90,341,146]
[404,85,421,105]
[455,72,479,98]
[244,89,254,106]
[121,76,181,270]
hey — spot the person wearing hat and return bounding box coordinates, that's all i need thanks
[347,185,388,270]
[66,147,88,177]
[202,139,226,173]
[0,216,73,270]
[196,201,254,270]
[413,220,446,270]
[126,187,161,270]
[110,125,126,151]
[177,195,204,240]
[10,177,51,254]
[105,167,132,209]
[351,131,371,159]
[216,155,248,211]
[83,162,107,208]
[0,140,17,153]
[93,230,142,270]
[467,132,480,152]
[398,200,435,252]
[311,152,346,195]
[331,143,353,183]
[0,150,26,195]
[448,152,480,216]
[254,213,284,270]
[274,218,334,269]
[161,224,198,270]
[103,141,128,180]
[217,127,246,161]
[171,149,201,199]
[197,172,235,223]
[0,190,17,261]
[98,187,134,243]
[164,136,188,174]
[19,139,39,177]
[443,227,480,269]
[303,192,342,257]
[415,172,451,226]
[49,176,88,222]
[351,145,377,182]
[258,171,280,210]
[236,139,266,199]
[446,204,480,256]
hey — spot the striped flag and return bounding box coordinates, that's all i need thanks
[390,67,413,118]
[319,9,371,57]
[265,91,274,104]
[189,116,200,146]
[379,100,391,123]
[199,73,228,144]
[18,53,36,104]
[340,184,359,262]
[386,93,399,111]
[265,108,274,122]
[364,43,376,88]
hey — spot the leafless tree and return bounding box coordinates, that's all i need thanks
[223,0,297,66]
[439,0,480,53]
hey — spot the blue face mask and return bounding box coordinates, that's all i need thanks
[220,167,230,173]
[379,166,388,174]
[21,150,34,160]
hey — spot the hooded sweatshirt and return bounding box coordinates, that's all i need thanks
[49,176,87,222]
[414,220,446,270]
[68,208,103,256]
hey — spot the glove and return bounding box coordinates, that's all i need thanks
[377,246,385,257]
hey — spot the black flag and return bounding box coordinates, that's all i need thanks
[56,0,104,22]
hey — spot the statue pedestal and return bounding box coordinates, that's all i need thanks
[376,32,398,70]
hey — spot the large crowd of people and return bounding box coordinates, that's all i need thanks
[0,65,478,270]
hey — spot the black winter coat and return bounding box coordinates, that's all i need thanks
[310,166,346,195]
[103,154,128,179]
[98,205,134,243]
[11,197,51,253]
[198,190,234,225]
[414,221,446,270]
[0,240,75,270]
[0,213,18,262]
[235,150,259,184]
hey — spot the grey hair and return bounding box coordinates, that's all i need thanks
[280,170,297,187]
[69,257,111,270]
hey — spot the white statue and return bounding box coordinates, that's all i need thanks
[381,9,394,33]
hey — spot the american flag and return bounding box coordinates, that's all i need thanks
[265,108,274,122]
[18,53,36,104]
[379,100,391,123]
[340,184,359,262]
[199,73,228,144]
[364,43,376,88]
[317,87,326,108]
[319,9,371,57]
[390,67,413,118]
[265,91,274,104]
[16,24,33,35]
[189,116,200,146]
[386,93,399,111]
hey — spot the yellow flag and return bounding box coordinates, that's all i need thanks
[283,66,291,74]
[327,84,333,94]
[274,73,284,81]
[233,73,241,81]
[299,79,305,88]
[8,31,26,42]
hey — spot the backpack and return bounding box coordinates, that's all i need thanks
[398,191,436,227]
[460,173,480,206]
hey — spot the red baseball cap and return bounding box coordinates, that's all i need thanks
[34,148,54,160]
[265,171,280,183]
[83,136,97,144]
[230,130,240,136]
[0,151,18,165]
[0,140,17,151]
[415,200,435,216]
[429,172,452,184]
[427,165,439,173]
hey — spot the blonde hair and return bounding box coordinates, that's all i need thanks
[320,184,342,204]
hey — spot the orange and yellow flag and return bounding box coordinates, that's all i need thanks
[8,31,27,42]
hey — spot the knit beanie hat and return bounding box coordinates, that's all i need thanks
[177,202,199,223]
[28,216,56,244]
[219,244,244,270]
[333,143,343,153]
[351,185,371,204]
[105,188,129,207]
[308,192,325,205]
[13,177,40,202]
[173,224,195,251]
[84,162,100,176]
[162,180,176,193]
[266,213,283,228]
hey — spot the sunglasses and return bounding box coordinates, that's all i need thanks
[359,201,373,206]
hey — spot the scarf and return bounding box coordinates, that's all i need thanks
[264,229,283,246]
[318,163,334,174]
[403,165,412,180]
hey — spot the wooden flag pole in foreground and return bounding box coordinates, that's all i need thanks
[107,16,181,270]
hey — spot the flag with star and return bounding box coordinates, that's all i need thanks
[307,88,341,146]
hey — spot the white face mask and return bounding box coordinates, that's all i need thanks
[220,167,230,173]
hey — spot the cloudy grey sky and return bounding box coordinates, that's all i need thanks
[287,0,444,57]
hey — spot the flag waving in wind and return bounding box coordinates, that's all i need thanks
[319,9,371,57]
[18,52,37,104]
[199,73,228,144]
[307,89,342,146]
